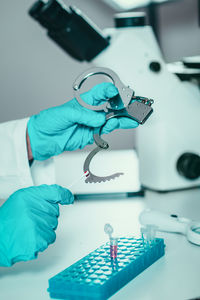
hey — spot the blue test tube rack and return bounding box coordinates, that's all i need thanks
[48,237,165,299]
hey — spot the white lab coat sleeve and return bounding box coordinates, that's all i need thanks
[0,118,55,200]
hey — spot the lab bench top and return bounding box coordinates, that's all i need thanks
[0,188,200,300]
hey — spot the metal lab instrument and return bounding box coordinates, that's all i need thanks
[139,209,200,246]
[73,67,154,183]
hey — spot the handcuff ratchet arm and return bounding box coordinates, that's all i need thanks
[83,147,124,183]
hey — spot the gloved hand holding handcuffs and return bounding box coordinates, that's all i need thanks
[27,82,138,161]
[0,80,139,267]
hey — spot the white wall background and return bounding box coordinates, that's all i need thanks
[0,0,199,148]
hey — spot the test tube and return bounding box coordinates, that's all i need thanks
[110,237,118,259]
[104,223,118,259]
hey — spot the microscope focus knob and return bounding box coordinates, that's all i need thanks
[177,153,200,180]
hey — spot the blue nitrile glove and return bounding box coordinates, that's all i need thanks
[0,184,74,267]
[27,82,138,161]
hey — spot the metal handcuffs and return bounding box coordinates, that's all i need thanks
[73,67,154,183]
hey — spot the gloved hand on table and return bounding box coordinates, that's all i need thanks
[27,82,138,161]
[0,184,74,267]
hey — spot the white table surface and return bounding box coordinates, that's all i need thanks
[0,188,200,300]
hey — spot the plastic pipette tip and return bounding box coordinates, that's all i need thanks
[68,171,90,189]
